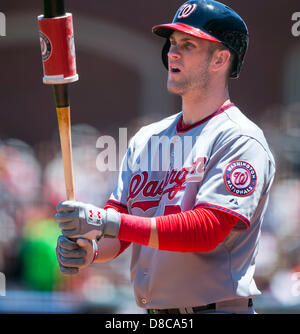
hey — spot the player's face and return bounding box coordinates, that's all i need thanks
[167,31,214,96]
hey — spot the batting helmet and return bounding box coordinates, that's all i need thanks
[152,0,249,79]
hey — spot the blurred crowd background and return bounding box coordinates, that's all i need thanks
[0,0,300,313]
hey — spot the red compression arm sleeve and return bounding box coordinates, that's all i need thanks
[119,208,238,252]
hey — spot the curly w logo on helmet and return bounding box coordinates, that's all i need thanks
[177,4,197,18]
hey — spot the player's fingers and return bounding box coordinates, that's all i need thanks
[58,264,79,276]
[56,239,81,275]
[57,253,86,267]
[54,211,78,223]
[56,200,79,213]
[57,235,78,250]
[61,228,79,238]
[58,245,86,259]
[58,220,77,231]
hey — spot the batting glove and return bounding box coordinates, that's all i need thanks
[55,200,121,240]
[55,236,98,275]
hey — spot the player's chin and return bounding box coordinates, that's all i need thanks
[167,80,185,96]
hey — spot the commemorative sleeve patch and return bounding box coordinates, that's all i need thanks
[224,160,257,197]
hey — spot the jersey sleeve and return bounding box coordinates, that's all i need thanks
[105,144,132,213]
[194,135,275,231]
[104,137,136,257]
[104,128,143,213]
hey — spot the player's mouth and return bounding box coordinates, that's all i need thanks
[169,64,182,74]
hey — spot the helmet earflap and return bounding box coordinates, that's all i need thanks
[161,39,170,70]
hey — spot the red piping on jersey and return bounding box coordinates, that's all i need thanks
[131,200,160,211]
[105,199,128,214]
[176,103,235,133]
[193,202,250,229]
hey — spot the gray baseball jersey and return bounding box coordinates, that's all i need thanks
[107,103,276,309]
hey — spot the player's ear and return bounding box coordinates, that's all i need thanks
[210,49,231,74]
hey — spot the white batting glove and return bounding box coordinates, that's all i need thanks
[55,200,121,240]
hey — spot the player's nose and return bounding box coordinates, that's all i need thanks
[168,45,181,61]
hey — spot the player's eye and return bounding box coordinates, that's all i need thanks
[169,39,196,50]
[184,42,195,49]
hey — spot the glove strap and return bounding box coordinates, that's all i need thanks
[91,240,99,264]
[104,208,121,237]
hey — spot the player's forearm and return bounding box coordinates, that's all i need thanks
[118,208,238,252]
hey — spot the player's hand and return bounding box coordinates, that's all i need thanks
[55,200,121,240]
[55,236,96,275]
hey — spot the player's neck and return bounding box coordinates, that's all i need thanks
[181,87,230,125]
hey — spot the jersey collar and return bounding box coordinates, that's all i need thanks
[176,102,235,133]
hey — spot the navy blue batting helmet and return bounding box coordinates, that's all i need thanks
[152,0,249,78]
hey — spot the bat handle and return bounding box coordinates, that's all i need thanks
[56,106,75,202]
[56,106,77,244]
[53,84,77,243]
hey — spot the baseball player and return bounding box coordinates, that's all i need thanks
[55,0,276,314]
